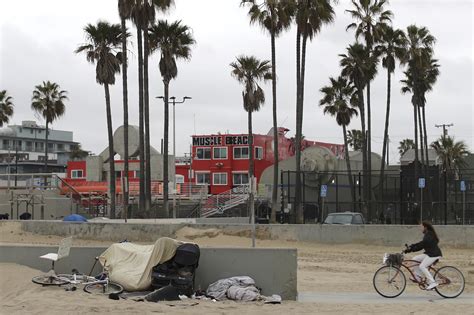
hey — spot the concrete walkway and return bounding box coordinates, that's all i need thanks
[298,292,474,304]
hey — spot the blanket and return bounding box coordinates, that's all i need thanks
[99,237,182,291]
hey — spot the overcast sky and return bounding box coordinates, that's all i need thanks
[1,0,473,163]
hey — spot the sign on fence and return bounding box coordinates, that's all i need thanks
[418,178,425,189]
[460,180,466,192]
[320,185,328,198]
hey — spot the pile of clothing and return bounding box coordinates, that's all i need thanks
[206,276,281,303]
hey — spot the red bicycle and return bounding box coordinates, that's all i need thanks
[373,247,465,298]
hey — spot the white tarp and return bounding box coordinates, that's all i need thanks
[99,237,182,291]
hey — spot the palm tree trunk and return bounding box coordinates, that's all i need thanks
[104,83,116,219]
[379,69,391,212]
[422,105,429,167]
[296,33,308,224]
[121,17,129,222]
[413,102,419,202]
[294,28,302,224]
[270,31,278,224]
[248,109,255,246]
[366,82,372,217]
[163,80,170,217]
[417,104,425,176]
[343,125,356,205]
[143,28,152,212]
[137,26,145,213]
[358,88,367,216]
[44,120,49,187]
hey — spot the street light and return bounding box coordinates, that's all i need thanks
[155,96,192,158]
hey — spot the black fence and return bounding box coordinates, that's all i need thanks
[280,167,474,225]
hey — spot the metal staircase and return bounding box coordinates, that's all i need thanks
[200,184,249,218]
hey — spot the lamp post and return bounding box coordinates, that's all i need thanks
[156,96,191,218]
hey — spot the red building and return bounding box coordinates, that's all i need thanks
[176,128,344,194]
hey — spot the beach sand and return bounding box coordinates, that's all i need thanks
[1,223,473,314]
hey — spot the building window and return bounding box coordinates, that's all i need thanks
[196,147,211,160]
[57,144,64,151]
[233,147,249,159]
[71,170,84,179]
[196,172,210,185]
[134,170,140,178]
[213,173,227,185]
[213,147,227,160]
[175,175,185,184]
[48,143,54,149]
[115,171,122,178]
[255,146,263,160]
[233,173,249,185]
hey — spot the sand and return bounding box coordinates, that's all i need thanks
[1,224,474,314]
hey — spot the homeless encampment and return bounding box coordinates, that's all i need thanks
[99,237,182,291]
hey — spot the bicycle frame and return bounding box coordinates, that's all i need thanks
[392,259,450,289]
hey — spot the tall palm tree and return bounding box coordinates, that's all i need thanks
[149,20,195,218]
[346,0,392,213]
[230,55,271,243]
[75,21,124,219]
[31,81,67,185]
[118,0,133,221]
[400,25,438,193]
[374,26,407,199]
[398,139,415,156]
[431,136,470,173]
[294,0,336,224]
[0,90,14,127]
[241,0,294,223]
[124,0,173,213]
[319,76,358,204]
[340,43,377,217]
[347,129,363,151]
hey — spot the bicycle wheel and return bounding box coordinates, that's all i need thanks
[32,275,69,286]
[56,274,96,284]
[434,266,465,298]
[373,265,406,298]
[84,282,123,295]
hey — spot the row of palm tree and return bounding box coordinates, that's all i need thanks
[2,83,68,183]
[76,1,194,218]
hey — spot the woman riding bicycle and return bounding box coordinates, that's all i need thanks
[404,221,442,290]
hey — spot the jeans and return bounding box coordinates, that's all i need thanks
[412,254,441,284]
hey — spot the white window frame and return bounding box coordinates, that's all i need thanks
[255,146,263,160]
[213,172,228,186]
[71,169,84,179]
[232,172,249,185]
[233,146,249,160]
[195,147,211,160]
[212,147,228,160]
[195,172,210,185]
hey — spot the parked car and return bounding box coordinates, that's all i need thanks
[323,212,365,225]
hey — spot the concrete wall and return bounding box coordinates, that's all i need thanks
[11,221,474,248]
[0,244,297,300]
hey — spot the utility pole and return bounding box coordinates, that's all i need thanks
[435,123,453,139]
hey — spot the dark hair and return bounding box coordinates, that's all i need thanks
[422,221,439,242]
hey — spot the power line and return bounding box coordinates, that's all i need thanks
[435,123,454,138]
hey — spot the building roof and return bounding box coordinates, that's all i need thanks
[400,149,439,165]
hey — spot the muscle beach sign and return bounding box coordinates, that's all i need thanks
[192,135,249,146]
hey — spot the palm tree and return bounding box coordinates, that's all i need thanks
[347,129,363,151]
[31,81,67,184]
[149,20,195,218]
[241,0,294,223]
[0,90,14,127]
[346,0,393,214]
[118,0,133,221]
[75,21,124,219]
[340,43,377,216]
[375,26,407,200]
[69,144,89,161]
[123,0,174,213]
[294,0,336,224]
[431,136,470,173]
[319,76,358,204]
[230,55,271,243]
[400,25,438,190]
[398,139,415,156]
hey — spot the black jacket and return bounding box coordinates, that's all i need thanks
[408,230,442,257]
